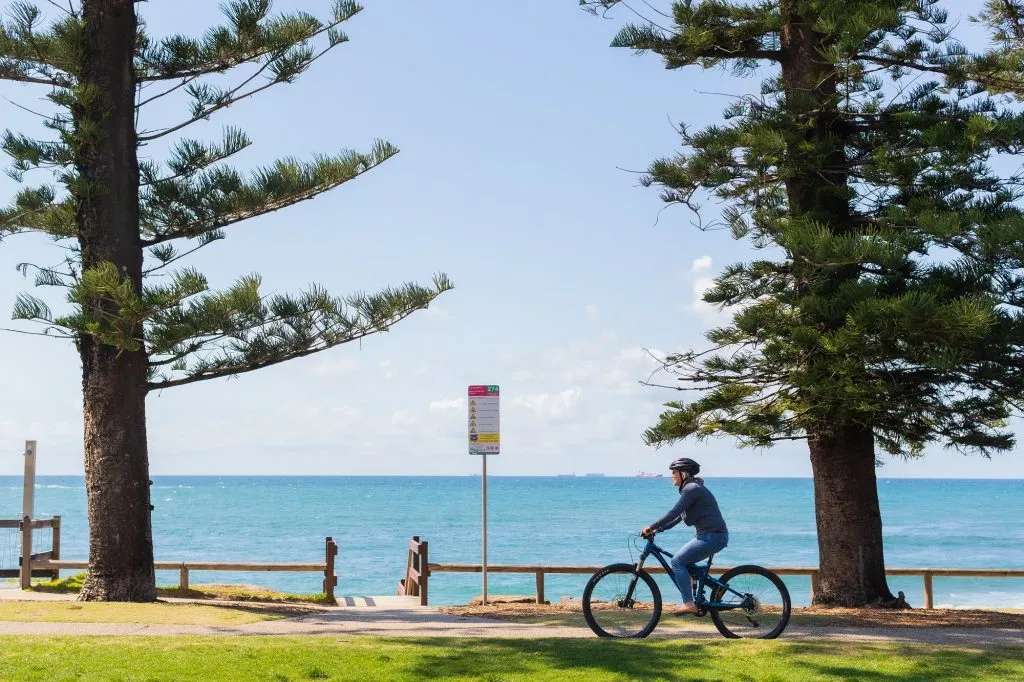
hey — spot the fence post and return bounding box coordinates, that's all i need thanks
[923,571,933,609]
[323,536,338,604]
[809,570,820,603]
[418,539,428,606]
[535,571,545,604]
[50,515,61,580]
[180,564,189,592]
[19,515,32,589]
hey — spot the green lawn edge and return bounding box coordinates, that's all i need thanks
[1,636,1022,682]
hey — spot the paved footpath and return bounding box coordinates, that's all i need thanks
[0,587,1020,645]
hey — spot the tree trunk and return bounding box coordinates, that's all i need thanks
[75,0,155,602]
[808,425,902,607]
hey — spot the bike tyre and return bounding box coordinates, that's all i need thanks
[709,564,791,639]
[582,563,662,638]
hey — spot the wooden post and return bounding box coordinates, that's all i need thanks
[809,570,820,602]
[19,515,32,589]
[22,441,36,520]
[535,571,545,604]
[418,539,429,606]
[923,571,933,609]
[50,516,62,580]
[323,536,338,604]
[180,565,189,592]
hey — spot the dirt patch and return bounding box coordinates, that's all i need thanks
[794,606,1024,629]
[441,602,1024,630]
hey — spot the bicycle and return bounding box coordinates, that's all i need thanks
[582,532,791,639]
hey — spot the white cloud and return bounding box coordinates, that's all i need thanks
[309,355,357,377]
[584,304,600,320]
[691,255,713,273]
[390,409,421,429]
[512,386,583,420]
[429,397,466,412]
[424,304,451,318]
[379,360,398,380]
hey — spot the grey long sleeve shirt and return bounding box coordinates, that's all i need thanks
[650,478,728,535]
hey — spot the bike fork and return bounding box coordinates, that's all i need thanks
[623,557,647,605]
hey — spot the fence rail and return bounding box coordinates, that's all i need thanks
[0,516,61,584]
[404,539,1024,609]
[25,535,339,603]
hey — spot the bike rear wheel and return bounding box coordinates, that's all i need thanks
[709,564,791,639]
[582,563,662,638]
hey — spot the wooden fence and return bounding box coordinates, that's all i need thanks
[396,536,429,605]
[0,516,61,585]
[21,531,339,604]
[400,538,1024,609]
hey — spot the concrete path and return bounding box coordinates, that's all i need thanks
[1,585,1021,646]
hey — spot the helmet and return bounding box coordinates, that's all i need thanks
[669,457,700,475]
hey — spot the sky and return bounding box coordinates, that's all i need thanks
[0,0,1021,478]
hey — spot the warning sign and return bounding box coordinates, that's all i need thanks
[468,385,499,455]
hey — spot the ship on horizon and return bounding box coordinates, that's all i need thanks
[635,471,663,478]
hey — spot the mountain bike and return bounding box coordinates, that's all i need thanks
[582,532,791,639]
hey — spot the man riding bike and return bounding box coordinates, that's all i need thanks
[641,457,729,616]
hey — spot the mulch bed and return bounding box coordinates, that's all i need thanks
[440,599,1024,630]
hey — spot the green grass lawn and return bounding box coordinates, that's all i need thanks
[0,637,1021,681]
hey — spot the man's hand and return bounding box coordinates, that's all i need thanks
[640,526,655,539]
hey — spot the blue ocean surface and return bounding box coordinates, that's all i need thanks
[1,476,1021,608]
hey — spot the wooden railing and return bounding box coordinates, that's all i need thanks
[1,516,61,586]
[402,539,1023,608]
[397,536,429,605]
[28,535,339,604]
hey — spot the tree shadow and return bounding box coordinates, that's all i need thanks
[389,638,1024,682]
[394,637,705,681]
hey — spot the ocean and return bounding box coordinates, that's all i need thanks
[1,476,1022,608]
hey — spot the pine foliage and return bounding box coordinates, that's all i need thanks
[584,0,1024,458]
[0,0,451,390]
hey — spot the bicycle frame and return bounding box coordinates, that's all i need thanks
[627,536,751,611]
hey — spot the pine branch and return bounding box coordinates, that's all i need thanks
[140,141,398,245]
[146,273,453,391]
[0,186,75,239]
[136,0,360,82]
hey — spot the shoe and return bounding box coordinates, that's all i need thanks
[671,603,698,616]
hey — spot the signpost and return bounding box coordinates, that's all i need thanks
[20,440,36,589]
[468,385,499,605]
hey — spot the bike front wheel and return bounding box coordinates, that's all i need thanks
[709,564,791,639]
[582,563,662,638]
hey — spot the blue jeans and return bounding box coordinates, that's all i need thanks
[669,532,729,603]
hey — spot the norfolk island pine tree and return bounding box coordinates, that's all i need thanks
[0,0,451,601]
[582,0,1024,606]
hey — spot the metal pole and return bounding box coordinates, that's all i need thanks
[482,452,488,605]
[22,440,36,520]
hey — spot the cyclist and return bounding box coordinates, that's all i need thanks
[641,457,728,616]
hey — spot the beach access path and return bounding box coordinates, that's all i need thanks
[1,585,1021,645]
[0,585,1015,643]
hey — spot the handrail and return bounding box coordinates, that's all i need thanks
[420,562,1024,609]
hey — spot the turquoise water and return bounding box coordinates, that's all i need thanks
[1,476,1021,607]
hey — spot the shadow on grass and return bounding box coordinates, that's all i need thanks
[390,638,1024,682]
[396,637,704,681]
